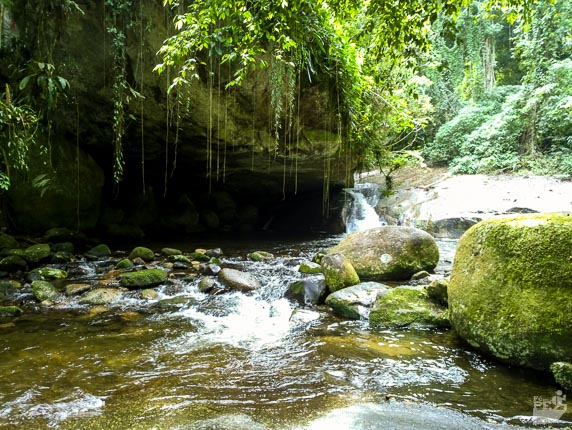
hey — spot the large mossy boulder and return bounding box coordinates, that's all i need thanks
[328,226,439,281]
[24,244,51,264]
[119,269,167,289]
[369,286,450,329]
[325,282,389,320]
[448,213,572,371]
[128,246,155,262]
[321,253,360,292]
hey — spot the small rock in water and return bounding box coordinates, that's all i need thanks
[128,246,155,262]
[199,277,216,293]
[141,289,159,300]
[79,288,121,305]
[85,244,111,260]
[411,270,431,281]
[426,278,449,306]
[119,269,167,289]
[299,261,322,274]
[206,248,223,257]
[218,268,261,292]
[115,258,134,270]
[65,283,91,296]
[204,264,221,275]
[248,251,274,262]
[161,247,182,256]
[31,280,58,302]
[24,243,51,264]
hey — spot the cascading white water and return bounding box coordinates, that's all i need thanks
[343,183,385,233]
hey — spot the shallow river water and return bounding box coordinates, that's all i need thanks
[0,234,570,429]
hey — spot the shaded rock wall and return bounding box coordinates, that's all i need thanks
[5,0,354,236]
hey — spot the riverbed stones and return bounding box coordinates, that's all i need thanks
[24,243,51,264]
[0,255,28,272]
[448,213,572,370]
[161,247,182,256]
[128,246,155,262]
[218,268,261,292]
[287,276,328,305]
[31,280,58,302]
[369,286,449,328]
[79,288,121,305]
[325,282,389,320]
[28,267,68,281]
[141,289,159,300]
[85,244,111,259]
[426,278,449,306]
[328,226,439,281]
[65,283,91,296]
[0,306,23,317]
[248,251,274,262]
[0,232,18,249]
[115,258,134,270]
[119,269,167,289]
[550,362,572,390]
[321,253,360,292]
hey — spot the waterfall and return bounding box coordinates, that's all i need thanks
[343,183,385,233]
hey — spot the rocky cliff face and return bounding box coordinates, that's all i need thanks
[5,0,354,236]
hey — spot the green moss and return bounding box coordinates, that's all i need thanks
[0,233,18,249]
[0,255,28,272]
[550,362,572,390]
[115,258,134,270]
[248,251,274,262]
[161,248,182,256]
[189,252,210,262]
[24,243,51,264]
[299,261,322,274]
[0,306,23,317]
[449,213,572,370]
[29,267,68,280]
[119,269,167,289]
[369,287,450,329]
[86,244,111,259]
[128,246,155,262]
[321,253,360,293]
[31,280,58,302]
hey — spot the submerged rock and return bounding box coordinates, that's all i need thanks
[321,253,360,292]
[31,280,58,302]
[65,283,91,296]
[79,288,121,305]
[551,362,572,390]
[449,213,572,370]
[287,276,328,305]
[119,269,167,289]
[187,414,265,430]
[128,246,155,262]
[328,226,439,281]
[218,268,261,292]
[369,286,449,329]
[0,306,23,317]
[325,282,389,320]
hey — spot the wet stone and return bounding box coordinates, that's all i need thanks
[65,283,91,296]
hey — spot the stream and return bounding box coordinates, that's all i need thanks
[0,188,570,429]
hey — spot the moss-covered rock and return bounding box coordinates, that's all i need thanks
[326,282,389,320]
[550,362,572,390]
[426,278,449,307]
[78,288,121,305]
[0,280,21,300]
[328,226,439,281]
[115,258,134,270]
[448,213,572,371]
[161,247,182,256]
[65,283,91,296]
[248,251,274,262]
[31,280,59,302]
[369,286,450,329]
[189,252,210,262]
[85,244,111,259]
[0,306,23,317]
[28,267,68,281]
[44,227,76,243]
[0,232,18,249]
[24,243,51,264]
[51,242,75,254]
[119,269,167,289]
[128,246,155,262]
[0,255,28,272]
[321,253,360,293]
[298,261,321,274]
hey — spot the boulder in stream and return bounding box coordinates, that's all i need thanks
[449,213,572,370]
[128,246,155,262]
[0,255,28,272]
[328,226,439,281]
[79,288,121,305]
[31,280,59,302]
[119,269,167,289]
[85,244,111,259]
[287,276,328,305]
[321,253,360,292]
[218,268,261,292]
[0,305,23,317]
[24,243,51,264]
[325,282,389,320]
